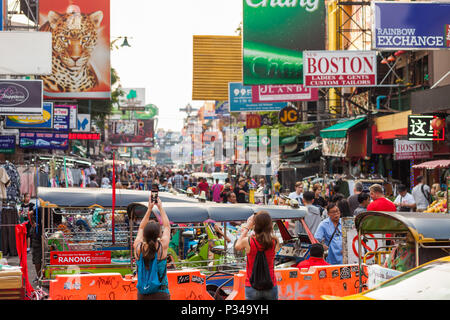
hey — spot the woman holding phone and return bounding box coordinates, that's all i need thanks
[133,194,171,300]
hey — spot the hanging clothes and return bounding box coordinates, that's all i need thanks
[18,166,36,198]
[3,163,21,204]
[1,207,19,256]
[0,167,10,201]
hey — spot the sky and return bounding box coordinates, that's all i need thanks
[110,0,243,132]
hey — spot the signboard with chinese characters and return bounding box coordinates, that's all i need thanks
[252,84,318,103]
[394,140,433,161]
[408,115,445,141]
[303,51,377,87]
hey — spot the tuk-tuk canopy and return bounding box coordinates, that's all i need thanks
[37,187,197,208]
[355,211,450,242]
[127,202,307,224]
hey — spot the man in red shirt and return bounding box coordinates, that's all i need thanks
[367,184,396,212]
[295,243,329,270]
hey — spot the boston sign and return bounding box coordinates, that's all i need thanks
[303,51,377,87]
[394,140,432,161]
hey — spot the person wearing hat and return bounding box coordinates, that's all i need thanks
[294,243,329,271]
[235,178,249,203]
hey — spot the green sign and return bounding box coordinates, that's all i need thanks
[133,104,158,120]
[243,0,326,85]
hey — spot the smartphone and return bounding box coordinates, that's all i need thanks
[151,184,159,204]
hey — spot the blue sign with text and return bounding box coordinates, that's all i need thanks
[19,130,69,150]
[374,2,450,49]
[228,82,286,112]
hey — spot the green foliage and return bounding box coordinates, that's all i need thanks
[255,112,314,137]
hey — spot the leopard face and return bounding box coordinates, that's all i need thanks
[40,10,103,92]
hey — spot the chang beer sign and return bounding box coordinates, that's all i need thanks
[243,0,325,85]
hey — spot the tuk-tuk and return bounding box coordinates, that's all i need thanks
[354,211,450,291]
[37,187,197,284]
[127,200,316,296]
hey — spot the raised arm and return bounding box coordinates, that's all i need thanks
[155,198,171,251]
[133,196,154,253]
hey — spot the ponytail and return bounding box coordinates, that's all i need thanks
[143,239,157,270]
[142,221,161,269]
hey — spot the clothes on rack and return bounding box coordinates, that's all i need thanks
[1,207,19,256]
[2,162,21,204]
[17,166,37,198]
[0,167,10,201]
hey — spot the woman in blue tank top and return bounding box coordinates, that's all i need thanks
[133,195,171,300]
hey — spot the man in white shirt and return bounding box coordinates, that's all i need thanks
[288,181,304,205]
[296,191,322,235]
[394,184,416,212]
[411,176,431,212]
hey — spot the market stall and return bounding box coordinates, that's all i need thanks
[413,160,450,214]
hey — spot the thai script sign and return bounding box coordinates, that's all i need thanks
[303,51,377,87]
[373,2,450,49]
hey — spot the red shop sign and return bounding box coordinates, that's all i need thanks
[50,251,111,265]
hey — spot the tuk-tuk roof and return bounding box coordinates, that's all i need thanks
[37,187,197,208]
[355,211,450,242]
[127,201,307,223]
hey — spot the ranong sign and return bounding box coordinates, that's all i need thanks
[303,51,377,87]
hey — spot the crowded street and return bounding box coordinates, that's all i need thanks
[0,0,450,310]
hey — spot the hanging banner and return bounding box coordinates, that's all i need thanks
[243,0,326,85]
[19,130,69,150]
[252,84,318,103]
[5,102,53,129]
[394,140,433,161]
[50,251,111,265]
[322,138,347,158]
[303,51,377,87]
[38,0,111,99]
[0,79,43,115]
[229,82,286,112]
[373,2,450,50]
[0,136,16,154]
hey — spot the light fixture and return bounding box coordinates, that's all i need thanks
[121,36,131,47]
[387,55,396,62]
[381,58,388,64]
[394,50,405,57]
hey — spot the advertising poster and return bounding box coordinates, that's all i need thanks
[252,84,318,103]
[0,136,16,153]
[5,102,53,129]
[55,104,77,129]
[50,251,111,265]
[373,2,450,49]
[215,101,230,116]
[0,79,43,115]
[408,115,445,141]
[243,0,326,85]
[53,105,70,131]
[19,130,69,150]
[38,0,111,99]
[109,119,154,147]
[229,82,286,112]
[303,51,377,87]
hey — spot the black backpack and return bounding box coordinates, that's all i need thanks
[249,237,274,291]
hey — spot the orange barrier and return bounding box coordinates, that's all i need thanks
[49,269,214,300]
[227,265,367,300]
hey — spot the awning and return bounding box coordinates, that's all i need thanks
[412,160,450,170]
[375,111,411,140]
[280,136,296,145]
[320,117,366,139]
